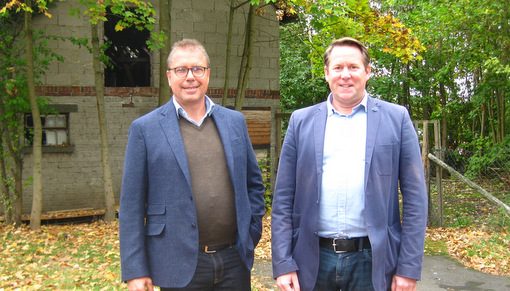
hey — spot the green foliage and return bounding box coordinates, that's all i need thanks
[0,20,57,142]
[465,136,510,179]
[258,155,272,211]
[75,0,164,51]
[279,22,329,112]
[0,5,61,221]
[278,0,426,112]
[375,0,510,148]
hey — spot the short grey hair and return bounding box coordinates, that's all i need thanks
[167,38,210,68]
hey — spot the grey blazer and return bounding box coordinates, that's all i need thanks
[271,96,428,291]
[119,100,265,288]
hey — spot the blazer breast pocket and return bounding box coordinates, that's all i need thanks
[373,144,396,176]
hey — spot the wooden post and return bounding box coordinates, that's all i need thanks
[275,109,282,169]
[433,120,443,225]
[413,120,442,226]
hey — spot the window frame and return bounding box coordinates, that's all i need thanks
[22,104,77,154]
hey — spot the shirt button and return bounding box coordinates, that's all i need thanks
[191,223,196,229]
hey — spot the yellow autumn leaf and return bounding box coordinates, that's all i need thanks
[115,23,126,31]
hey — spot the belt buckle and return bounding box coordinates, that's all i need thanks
[332,238,347,253]
[204,246,216,254]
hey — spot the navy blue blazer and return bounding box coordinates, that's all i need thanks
[271,96,428,291]
[119,100,265,288]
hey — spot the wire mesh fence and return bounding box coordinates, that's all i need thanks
[434,147,510,184]
[428,148,510,229]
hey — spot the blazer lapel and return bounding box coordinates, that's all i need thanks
[159,101,192,190]
[211,108,235,180]
[365,96,381,190]
[314,102,328,200]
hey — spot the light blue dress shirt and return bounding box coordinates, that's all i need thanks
[172,95,215,126]
[318,93,368,239]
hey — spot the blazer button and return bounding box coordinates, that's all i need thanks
[191,223,196,229]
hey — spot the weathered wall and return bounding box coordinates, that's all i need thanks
[36,0,280,90]
[22,89,159,213]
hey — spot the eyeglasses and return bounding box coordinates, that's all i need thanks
[167,66,209,78]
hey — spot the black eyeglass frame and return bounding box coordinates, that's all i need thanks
[167,66,209,78]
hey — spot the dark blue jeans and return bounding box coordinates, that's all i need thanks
[313,247,374,291]
[160,246,250,291]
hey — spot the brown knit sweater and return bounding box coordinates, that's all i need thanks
[179,116,237,247]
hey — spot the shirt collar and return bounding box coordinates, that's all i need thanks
[326,91,368,117]
[172,95,215,120]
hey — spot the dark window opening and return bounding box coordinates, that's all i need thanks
[104,9,151,87]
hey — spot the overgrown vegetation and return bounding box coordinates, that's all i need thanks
[257,155,273,211]
[425,179,509,275]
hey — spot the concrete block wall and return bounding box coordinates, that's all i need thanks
[20,90,278,214]
[16,0,281,214]
[21,90,159,213]
[39,0,279,92]
[36,1,94,86]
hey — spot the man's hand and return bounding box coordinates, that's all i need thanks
[391,275,417,291]
[276,271,300,291]
[127,277,154,291]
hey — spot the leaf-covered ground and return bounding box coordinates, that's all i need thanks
[2,177,509,291]
[1,221,121,290]
[0,212,273,291]
[1,215,508,290]
[426,227,509,276]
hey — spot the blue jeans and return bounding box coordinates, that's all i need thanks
[313,247,374,291]
[160,246,250,291]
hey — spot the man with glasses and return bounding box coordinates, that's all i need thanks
[119,38,265,291]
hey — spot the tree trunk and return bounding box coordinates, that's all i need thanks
[158,0,172,107]
[495,86,504,143]
[439,82,447,152]
[488,92,496,141]
[12,166,23,225]
[0,101,23,225]
[91,23,116,222]
[26,2,44,230]
[234,4,256,111]
[0,132,13,224]
[222,0,237,106]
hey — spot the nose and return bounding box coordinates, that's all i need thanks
[185,69,195,79]
[340,67,350,78]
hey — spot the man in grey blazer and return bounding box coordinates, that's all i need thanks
[271,37,428,291]
[119,39,265,290]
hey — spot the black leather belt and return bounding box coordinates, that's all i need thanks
[319,236,371,253]
[200,242,235,254]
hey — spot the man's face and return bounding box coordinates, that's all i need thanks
[166,47,210,108]
[324,45,371,113]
